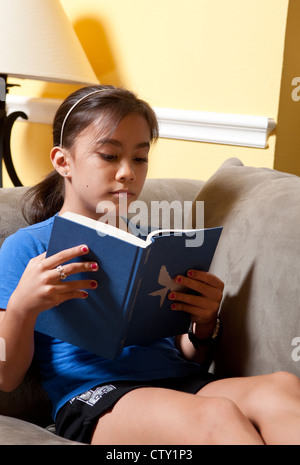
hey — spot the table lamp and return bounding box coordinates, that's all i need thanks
[0,0,99,186]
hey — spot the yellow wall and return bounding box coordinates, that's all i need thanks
[4,0,294,186]
[274,0,300,175]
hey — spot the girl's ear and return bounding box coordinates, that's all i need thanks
[50,147,71,178]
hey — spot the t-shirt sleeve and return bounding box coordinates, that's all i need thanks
[0,230,46,310]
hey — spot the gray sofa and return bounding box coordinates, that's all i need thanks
[0,157,299,444]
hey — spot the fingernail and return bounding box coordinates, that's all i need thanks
[81,246,88,253]
[169,293,176,299]
[91,281,98,288]
[171,303,177,310]
[187,270,194,277]
[82,291,88,298]
[176,276,182,284]
[91,263,98,270]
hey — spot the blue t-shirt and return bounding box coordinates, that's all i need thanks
[0,217,205,418]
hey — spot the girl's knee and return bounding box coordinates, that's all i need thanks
[195,396,236,418]
[248,371,300,416]
[264,371,300,393]
[194,397,244,433]
[193,396,260,445]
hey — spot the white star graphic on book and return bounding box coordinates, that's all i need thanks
[149,265,182,307]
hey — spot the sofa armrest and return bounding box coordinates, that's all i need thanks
[193,158,300,378]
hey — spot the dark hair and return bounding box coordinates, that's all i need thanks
[22,85,159,224]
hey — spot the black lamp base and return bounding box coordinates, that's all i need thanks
[0,74,28,187]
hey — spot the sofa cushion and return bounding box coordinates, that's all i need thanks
[0,414,82,445]
[193,158,300,378]
[0,187,29,246]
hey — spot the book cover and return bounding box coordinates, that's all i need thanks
[35,213,222,359]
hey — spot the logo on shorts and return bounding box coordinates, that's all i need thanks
[70,384,116,407]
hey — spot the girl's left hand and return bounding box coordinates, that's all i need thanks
[168,269,224,339]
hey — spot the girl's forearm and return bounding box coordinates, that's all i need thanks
[0,307,36,392]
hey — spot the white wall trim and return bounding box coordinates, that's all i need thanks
[6,94,276,148]
[154,107,276,148]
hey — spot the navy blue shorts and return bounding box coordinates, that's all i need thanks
[55,373,216,444]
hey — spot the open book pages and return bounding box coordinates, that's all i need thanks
[61,211,203,249]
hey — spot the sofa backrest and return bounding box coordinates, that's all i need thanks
[193,158,300,379]
[0,187,29,247]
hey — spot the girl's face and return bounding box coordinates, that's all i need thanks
[59,112,151,220]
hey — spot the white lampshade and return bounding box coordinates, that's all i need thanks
[0,0,99,85]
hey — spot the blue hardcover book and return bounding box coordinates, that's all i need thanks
[35,212,222,359]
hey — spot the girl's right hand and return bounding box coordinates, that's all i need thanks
[8,245,98,318]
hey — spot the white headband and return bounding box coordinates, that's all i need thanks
[59,89,105,147]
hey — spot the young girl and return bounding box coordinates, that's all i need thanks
[0,85,299,445]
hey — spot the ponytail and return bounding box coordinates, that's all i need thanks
[22,170,64,225]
